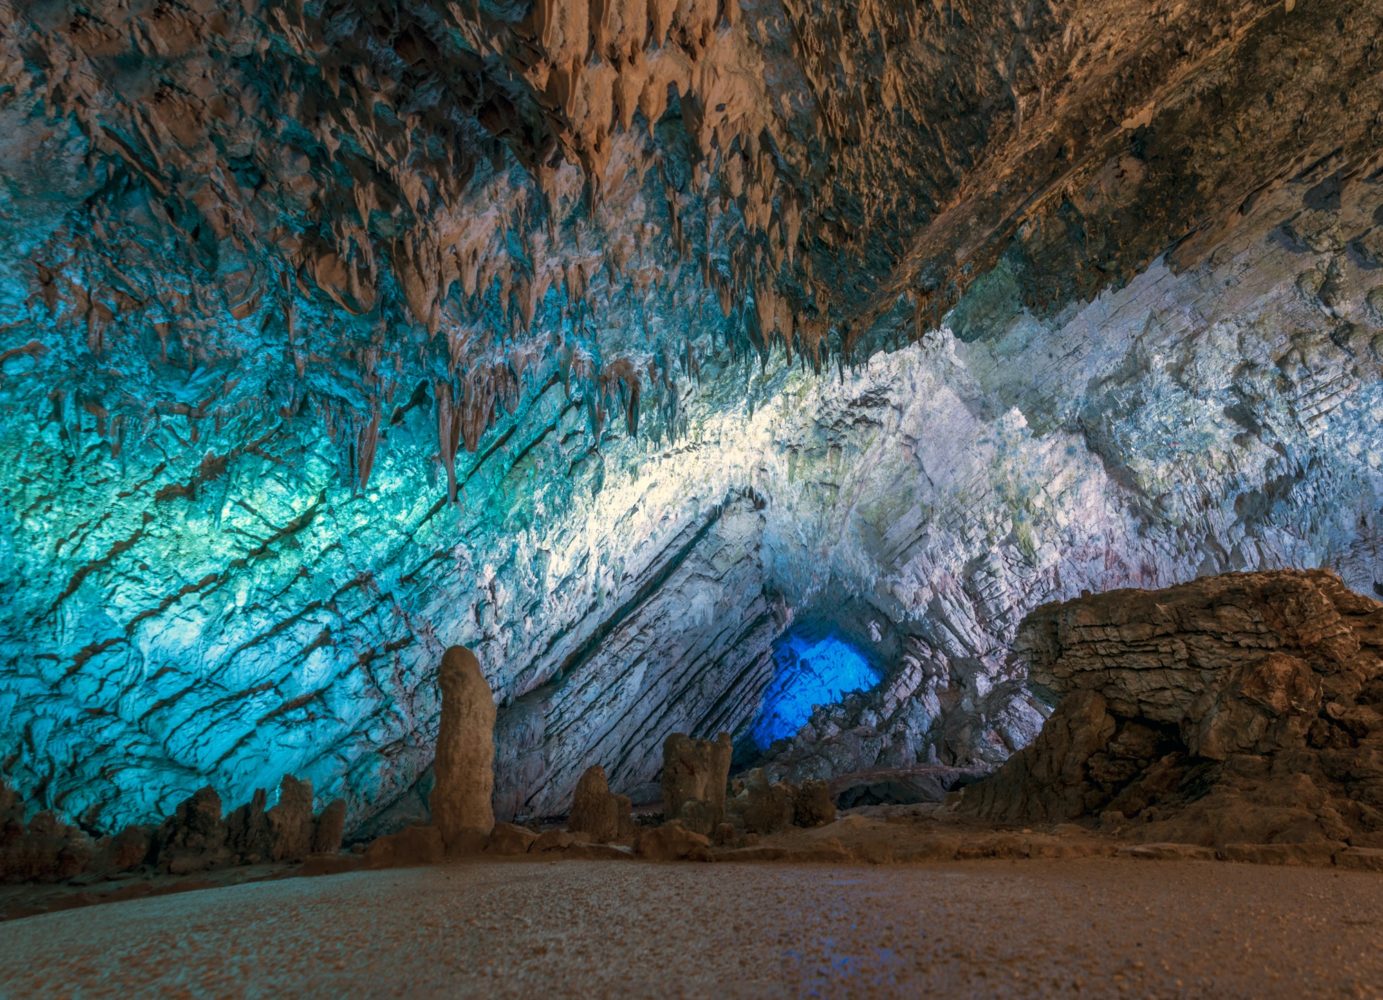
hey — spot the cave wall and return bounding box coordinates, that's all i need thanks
[0,0,1381,832]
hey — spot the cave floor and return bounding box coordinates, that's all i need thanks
[1,858,1380,998]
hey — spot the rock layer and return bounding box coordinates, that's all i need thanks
[0,0,1379,836]
[958,570,1383,849]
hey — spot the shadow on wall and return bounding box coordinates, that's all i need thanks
[748,631,883,750]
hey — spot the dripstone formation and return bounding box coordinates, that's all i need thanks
[429,646,497,850]
[1,0,1380,840]
[958,570,1383,856]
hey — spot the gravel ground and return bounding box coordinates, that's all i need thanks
[1,858,1380,998]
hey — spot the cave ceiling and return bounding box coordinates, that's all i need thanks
[1,0,1381,830]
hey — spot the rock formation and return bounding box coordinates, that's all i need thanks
[429,646,497,850]
[485,822,540,856]
[566,765,634,844]
[0,0,1378,846]
[311,800,348,856]
[635,821,712,863]
[1,783,95,883]
[155,788,233,876]
[2,777,344,883]
[730,769,797,836]
[661,733,733,836]
[958,570,1383,851]
[266,776,316,863]
[792,781,836,829]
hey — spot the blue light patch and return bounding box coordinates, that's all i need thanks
[750,633,882,749]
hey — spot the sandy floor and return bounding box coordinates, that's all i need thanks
[1,858,1380,997]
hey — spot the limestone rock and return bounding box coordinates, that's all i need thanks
[635,821,712,862]
[793,781,836,828]
[530,830,579,853]
[0,791,95,884]
[730,770,796,835]
[959,571,1383,849]
[267,776,315,863]
[661,732,732,836]
[485,822,539,856]
[98,825,154,873]
[363,825,445,869]
[567,765,633,843]
[225,790,273,863]
[311,799,348,855]
[429,646,497,850]
[156,787,231,875]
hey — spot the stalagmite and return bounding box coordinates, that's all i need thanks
[566,764,634,843]
[429,646,497,850]
[660,732,732,835]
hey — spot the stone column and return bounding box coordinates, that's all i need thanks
[429,645,497,850]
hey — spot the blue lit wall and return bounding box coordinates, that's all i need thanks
[750,633,882,749]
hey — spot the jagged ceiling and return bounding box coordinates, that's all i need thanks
[1,0,1381,831]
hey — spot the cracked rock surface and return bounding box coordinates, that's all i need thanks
[0,0,1380,833]
[958,569,1383,850]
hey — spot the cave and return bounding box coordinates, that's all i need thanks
[1,0,1382,994]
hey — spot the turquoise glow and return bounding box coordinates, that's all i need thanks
[750,634,881,749]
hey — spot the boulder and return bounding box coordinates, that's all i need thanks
[99,824,154,872]
[486,822,539,855]
[156,787,231,875]
[1,809,94,883]
[635,821,711,862]
[661,732,731,835]
[793,780,836,827]
[364,824,445,868]
[731,769,796,835]
[530,829,579,853]
[429,646,497,850]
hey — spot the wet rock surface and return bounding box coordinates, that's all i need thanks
[958,570,1383,849]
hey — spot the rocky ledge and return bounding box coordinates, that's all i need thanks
[957,569,1383,857]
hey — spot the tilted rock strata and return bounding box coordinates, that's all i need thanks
[0,0,1379,836]
[958,570,1383,849]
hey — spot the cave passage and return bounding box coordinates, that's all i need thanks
[749,632,882,750]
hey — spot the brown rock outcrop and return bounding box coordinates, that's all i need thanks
[0,785,95,883]
[311,799,348,855]
[567,765,634,843]
[661,732,731,836]
[224,789,273,862]
[635,821,712,862]
[429,646,497,851]
[959,570,1383,849]
[792,781,837,828]
[267,776,315,862]
[730,770,796,836]
[363,825,446,868]
[156,787,232,875]
[485,822,539,856]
